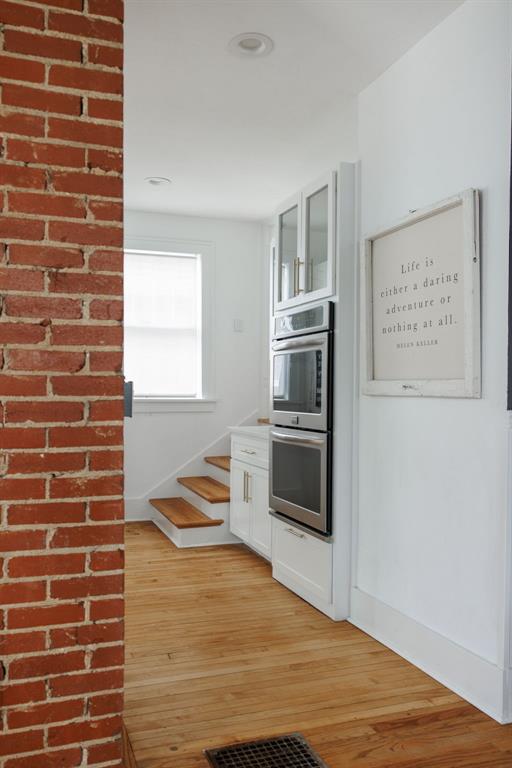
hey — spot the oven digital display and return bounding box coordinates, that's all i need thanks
[275,305,324,336]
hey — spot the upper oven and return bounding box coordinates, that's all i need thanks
[271,302,333,432]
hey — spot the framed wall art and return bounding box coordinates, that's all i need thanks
[361,189,481,397]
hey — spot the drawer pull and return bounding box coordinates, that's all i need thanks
[286,527,305,539]
[241,448,257,455]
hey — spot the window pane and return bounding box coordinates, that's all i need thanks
[124,251,201,397]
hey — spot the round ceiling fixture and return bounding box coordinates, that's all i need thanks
[145,176,171,187]
[228,33,274,58]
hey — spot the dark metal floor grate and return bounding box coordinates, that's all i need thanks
[204,733,329,768]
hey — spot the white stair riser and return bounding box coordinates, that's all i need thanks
[204,464,230,484]
[154,512,241,548]
[179,492,230,522]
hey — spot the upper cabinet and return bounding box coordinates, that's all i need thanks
[273,170,336,312]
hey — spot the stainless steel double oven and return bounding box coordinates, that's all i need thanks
[269,302,333,536]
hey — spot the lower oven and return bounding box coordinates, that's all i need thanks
[269,427,331,536]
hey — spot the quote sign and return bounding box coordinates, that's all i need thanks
[371,204,465,382]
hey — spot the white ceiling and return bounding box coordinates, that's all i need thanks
[124,0,462,221]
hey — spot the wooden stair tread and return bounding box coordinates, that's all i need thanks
[150,497,223,528]
[177,475,230,503]
[204,455,231,472]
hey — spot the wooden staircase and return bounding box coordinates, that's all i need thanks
[150,456,237,548]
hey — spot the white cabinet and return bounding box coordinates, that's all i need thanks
[271,516,333,613]
[230,430,271,560]
[274,170,336,312]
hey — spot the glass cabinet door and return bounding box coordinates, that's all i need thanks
[302,170,335,300]
[277,201,300,305]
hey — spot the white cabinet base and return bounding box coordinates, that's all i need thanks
[271,516,335,618]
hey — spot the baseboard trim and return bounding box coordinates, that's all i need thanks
[349,586,508,723]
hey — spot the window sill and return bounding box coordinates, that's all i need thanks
[132,397,217,414]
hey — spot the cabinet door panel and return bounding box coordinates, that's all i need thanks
[302,170,336,301]
[274,194,302,311]
[230,460,250,541]
[249,466,271,559]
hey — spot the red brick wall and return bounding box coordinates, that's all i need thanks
[0,1,124,766]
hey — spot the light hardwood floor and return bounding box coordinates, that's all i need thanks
[125,522,512,767]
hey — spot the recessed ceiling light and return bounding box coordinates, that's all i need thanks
[145,176,171,186]
[228,33,274,58]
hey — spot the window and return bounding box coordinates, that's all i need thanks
[124,249,204,399]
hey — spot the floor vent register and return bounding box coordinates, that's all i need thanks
[204,733,329,768]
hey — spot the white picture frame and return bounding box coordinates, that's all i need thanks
[361,189,481,397]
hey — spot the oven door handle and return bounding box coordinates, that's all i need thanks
[271,431,325,447]
[272,338,326,352]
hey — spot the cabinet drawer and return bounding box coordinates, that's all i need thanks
[272,517,332,603]
[231,436,269,469]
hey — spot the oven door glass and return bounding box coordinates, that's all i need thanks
[272,331,329,430]
[270,428,330,535]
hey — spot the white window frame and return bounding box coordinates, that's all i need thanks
[124,235,216,414]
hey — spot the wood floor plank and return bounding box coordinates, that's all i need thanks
[125,522,512,768]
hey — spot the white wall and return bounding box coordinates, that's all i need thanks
[124,210,265,501]
[352,0,512,720]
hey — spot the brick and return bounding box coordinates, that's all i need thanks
[89,352,123,372]
[30,0,83,8]
[2,680,46,707]
[51,325,123,346]
[9,603,85,629]
[5,401,84,424]
[0,111,45,138]
[89,498,123,520]
[0,730,43,757]
[52,169,122,197]
[90,548,123,571]
[49,117,122,148]
[7,139,86,169]
[0,218,45,242]
[50,271,123,295]
[10,651,85,680]
[5,294,83,317]
[7,699,84,730]
[88,692,123,717]
[52,375,123,396]
[0,1,45,28]
[0,55,44,83]
[9,192,86,218]
[89,247,123,270]
[88,97,122,121]
[0,375,46,396]
[0,581,46,605]
[9,553,86,578]
[4,748,82,768]
[87,736,122,763]
[89,0,124,21]
[0,530,46,552]
[50,668,123,697]
[0,267,44,291]
[8,349,85,372]
[89,299,122,320]
[0,427,46,450]
[77,621,123,646]
[49,714,121,747]
[0,630,45,655]
[49,425,122,447]
[49,221,123,247]
[2,85,82,116]
[0,478,45,501]
[89,449,123,471]
[88,43,122,69]
[89,598,123,621]
[8,501,86,526]
[87,148,122,173]
[50,523,123,548]
[1,165,46,189]
[9,451,86,474]
[50,64,122,95]
[48,10,123,43]
[50,474,123,500]
[0,323,46,344]
[4,30,83,62]
[50,573,123,601]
